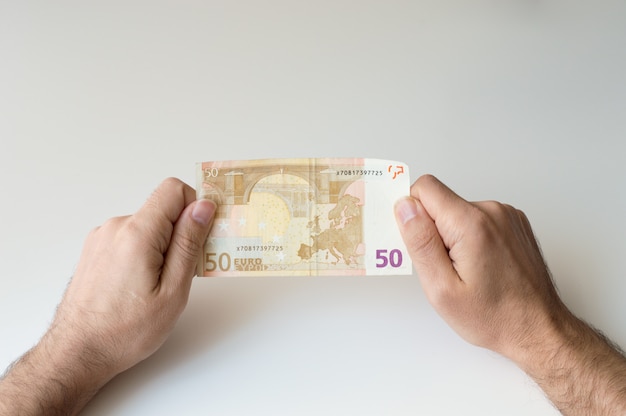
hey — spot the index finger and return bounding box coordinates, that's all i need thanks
[410,175,475,249]
[411,175,471,219]
[132,178,197,253]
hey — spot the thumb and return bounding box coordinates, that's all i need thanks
[394,197,459,303]
[161,199,217,293]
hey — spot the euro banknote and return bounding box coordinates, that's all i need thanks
[196,158,412,276]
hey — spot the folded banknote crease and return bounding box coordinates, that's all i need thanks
[196,158,412,276]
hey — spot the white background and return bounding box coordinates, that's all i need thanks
[1,1,625,415]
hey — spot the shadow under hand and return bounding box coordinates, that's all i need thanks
[82,276,288,414]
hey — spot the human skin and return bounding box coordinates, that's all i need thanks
[394,174,626,415]
[2,174,625,415]
[0,178,216,416]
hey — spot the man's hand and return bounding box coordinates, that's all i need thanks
[59,177,216,374]
[0,178,216,416]
[394,174,565,357]
[395,174,626,415]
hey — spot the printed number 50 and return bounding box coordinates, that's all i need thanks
[375,249,403,268]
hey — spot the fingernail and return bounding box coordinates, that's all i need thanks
[395,197,419,225]
[192,199,217,226]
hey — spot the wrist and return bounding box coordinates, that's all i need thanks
[0,319,118,416]
[506,304,626,414]
[41,316,120,390]
[505,303,581,374]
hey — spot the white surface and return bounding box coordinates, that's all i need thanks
[1,1,625,415]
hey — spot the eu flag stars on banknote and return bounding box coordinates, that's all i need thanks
[196,158,412,276]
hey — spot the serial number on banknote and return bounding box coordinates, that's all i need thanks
[336,169,384,176]
[235,245,284,252]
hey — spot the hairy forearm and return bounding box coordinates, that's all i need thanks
[0,350,89,415]
[517,311,626,415]
[0,323,115,416]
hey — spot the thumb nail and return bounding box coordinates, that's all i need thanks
[395,197,419,225]
[191,199,217,226]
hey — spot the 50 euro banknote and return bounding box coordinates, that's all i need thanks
[196,158,412,276]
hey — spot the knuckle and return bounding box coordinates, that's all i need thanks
[479,200,519,222]
[121,216,170,255]
[426,281,454,310]
[88,216,128,241]
[408,229,441,261]
[173,232,203,262]
[400,211,443,262]
[161,177,184,190]
[417,173,438,186]
[412,174,437,194]
[121,216,144,240]
[148,177,186,208]
[151,177,194,209]
[467,205,498,246]
[515,207,530,224]
[100,215,127,230]
[424,276,463,318]
[158,177,191,199]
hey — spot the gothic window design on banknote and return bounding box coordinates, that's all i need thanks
[196,158,412,277]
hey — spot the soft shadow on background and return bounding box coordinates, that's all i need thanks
[82,277,295,413]
[82,276,432,414]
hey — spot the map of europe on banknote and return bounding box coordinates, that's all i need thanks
[196,158,412,276]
